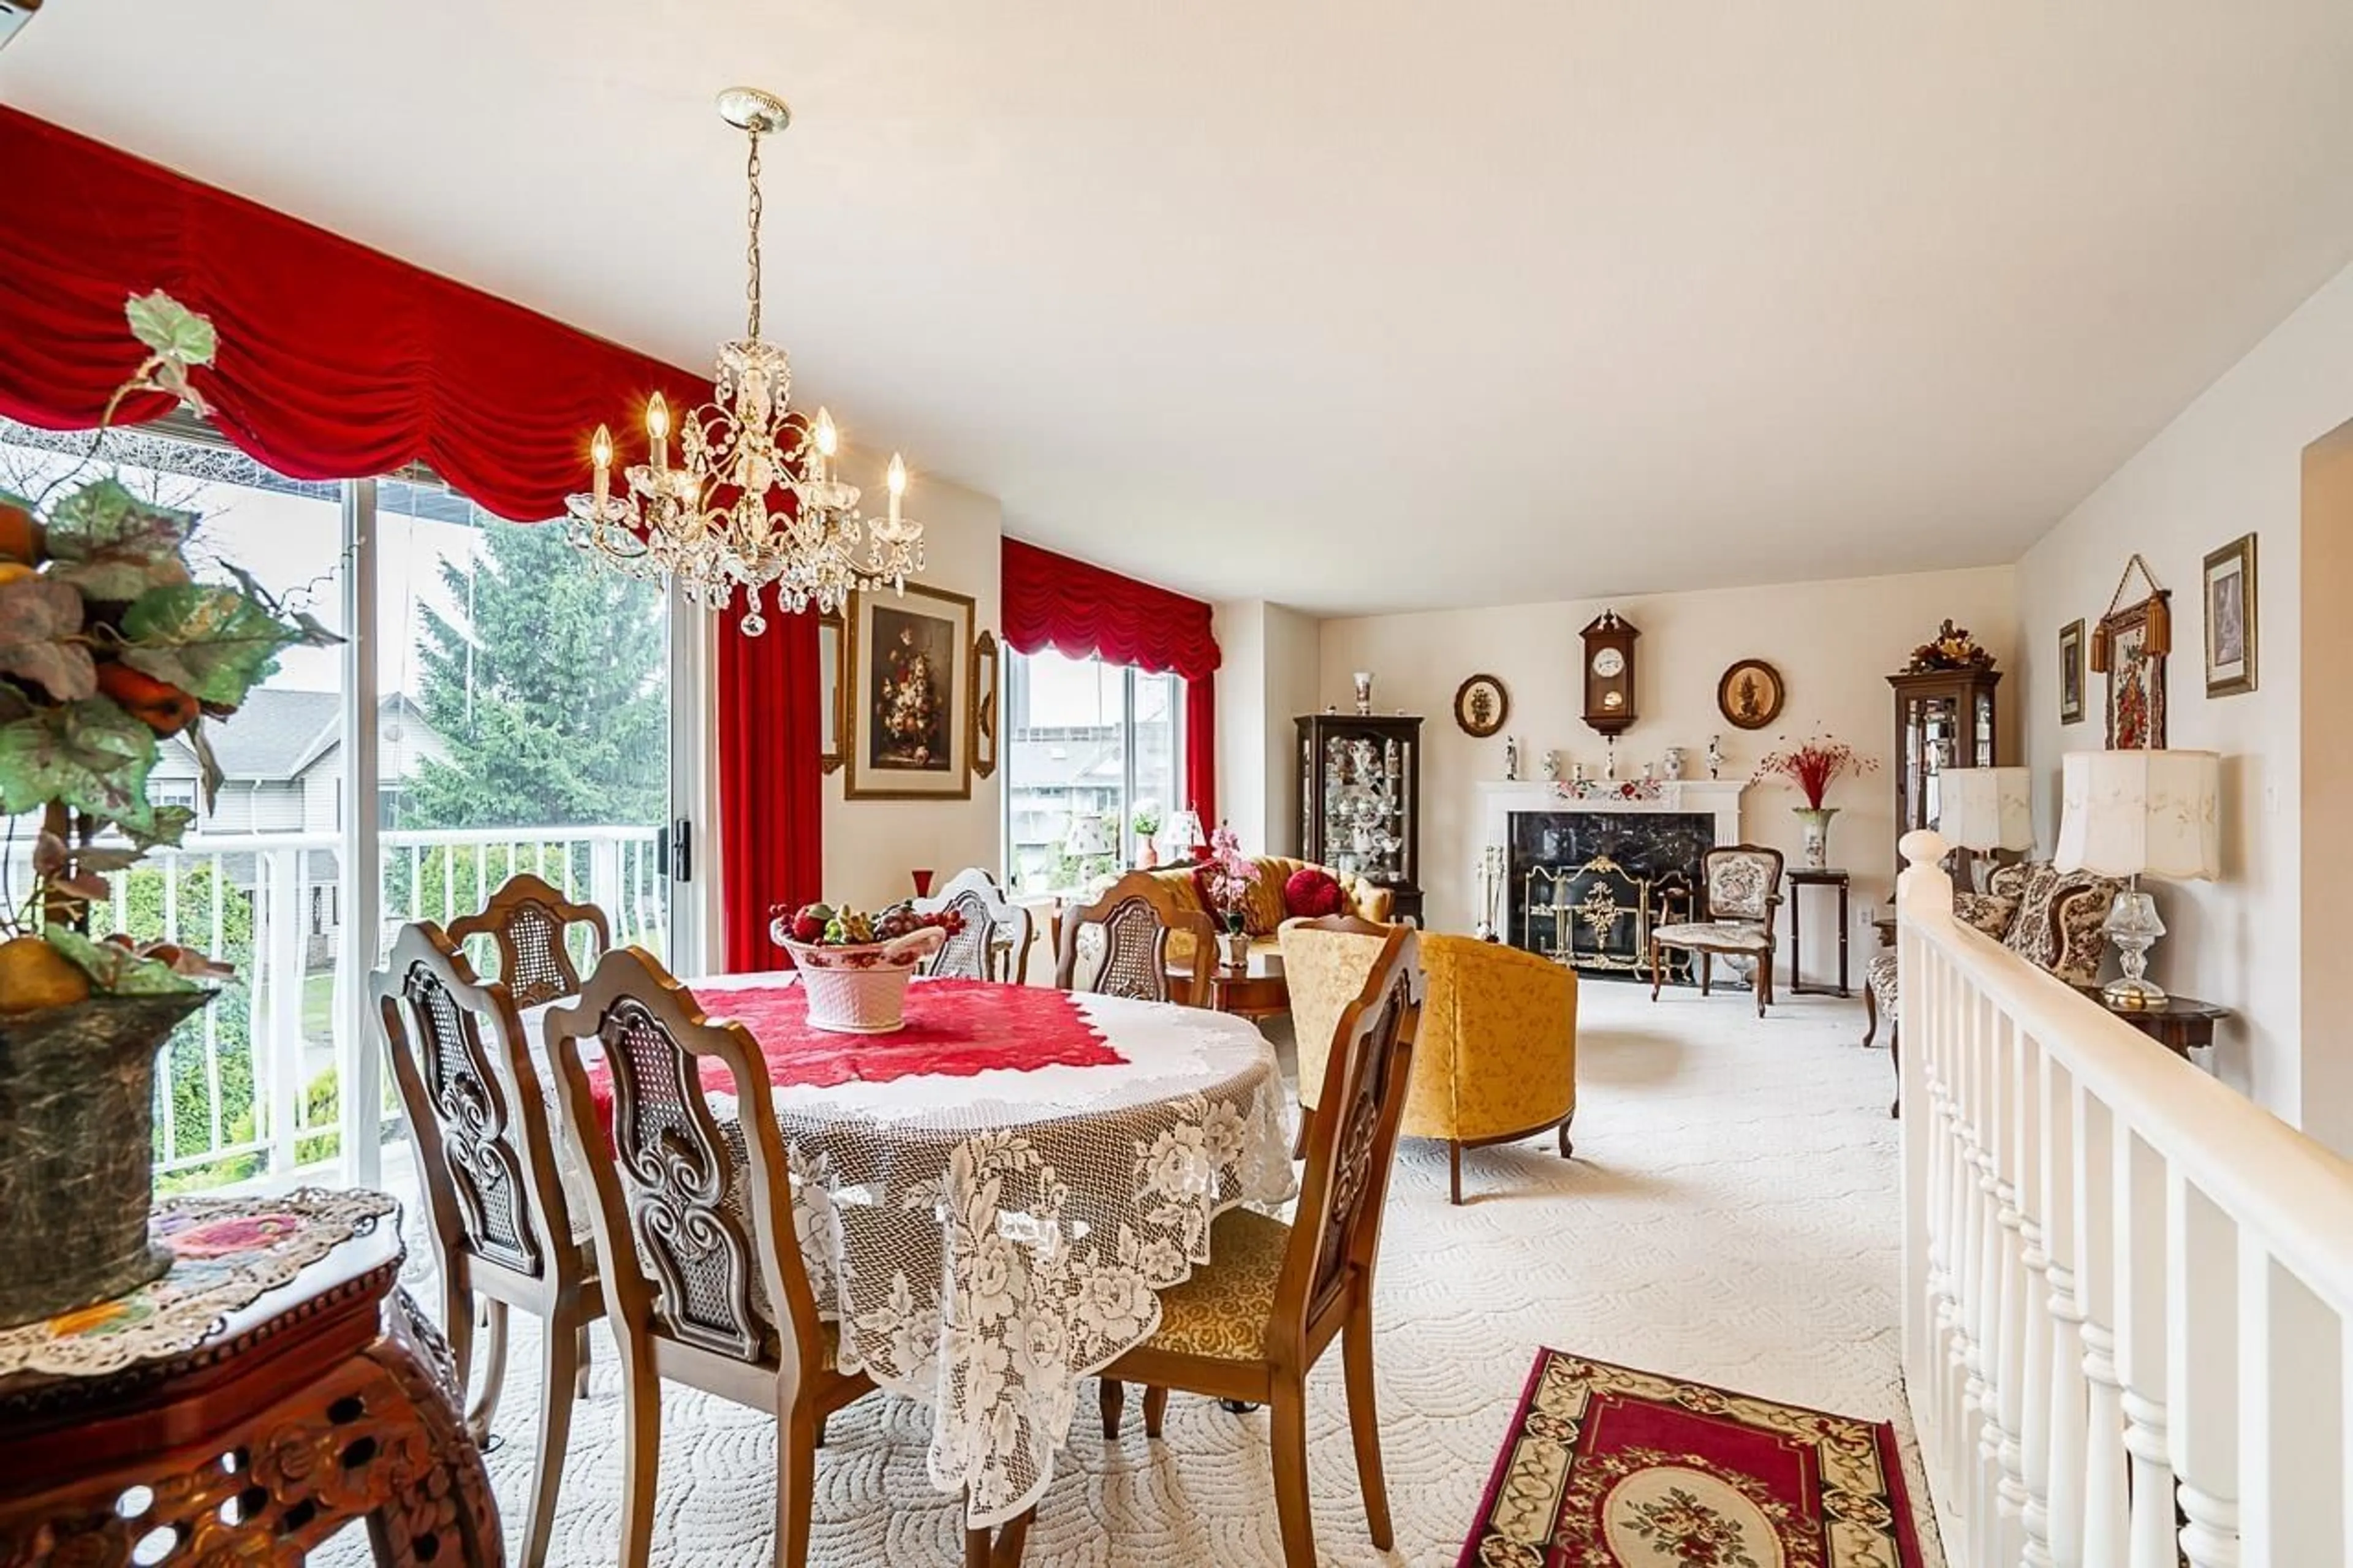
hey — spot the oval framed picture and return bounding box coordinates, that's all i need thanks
[1453,673,1509,738]
[1716,658,1784,730]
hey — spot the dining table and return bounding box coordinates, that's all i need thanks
[525,972,1297,1534]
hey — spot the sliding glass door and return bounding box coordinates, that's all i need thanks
[0,416,704,1192]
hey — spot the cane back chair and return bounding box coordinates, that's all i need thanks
[1054,869,1216,1009]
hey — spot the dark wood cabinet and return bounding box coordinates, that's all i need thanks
[1887,667,2001,882]
[1295,714,1423,924]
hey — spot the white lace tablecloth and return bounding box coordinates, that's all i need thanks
[528,975,1295,1527]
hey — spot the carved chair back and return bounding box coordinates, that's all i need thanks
[914,866,1034,983]
[544,946,830,1384]
[1055,870,1216,1007]
[374,920,577,1286]
[1701,845,1786,926]
[1275,926,1423,1341]
[447,872,612,1009]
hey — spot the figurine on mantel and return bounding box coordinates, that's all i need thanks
[1572,760,1588,786]
[1707,735,1724,781]
[1540,749,1561,782]
[1604,735,1618,779]
[1663,746,1685,781]
[1503,734,1520,781]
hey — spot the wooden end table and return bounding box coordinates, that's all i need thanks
[0,1198,499,1567]
[1183,949,1291,1021]
[2075,987,2231,1061]
[1784,866,1852,998]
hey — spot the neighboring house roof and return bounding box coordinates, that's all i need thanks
[158,690,445,782]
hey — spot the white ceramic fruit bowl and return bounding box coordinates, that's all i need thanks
[777,926,946,1034]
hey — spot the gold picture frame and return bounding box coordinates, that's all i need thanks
[844,582,976,801]
[2057,618,2085,725]
[2202,532,2257,697]
[1716,658,1784,730]
[971,631,1001,779]
[817,607,847,774]
[1453,673,1509,738]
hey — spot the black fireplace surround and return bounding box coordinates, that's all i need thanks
[1507,811,1716,980]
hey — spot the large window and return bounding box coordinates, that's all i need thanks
[0,416,699,1192]
[1001,648,1182,893]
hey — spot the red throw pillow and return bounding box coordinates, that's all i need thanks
[1284,866,1345,919]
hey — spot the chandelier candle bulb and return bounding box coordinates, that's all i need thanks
[590,423,613,515]
[887,452,907,525]
[646,392,670,472]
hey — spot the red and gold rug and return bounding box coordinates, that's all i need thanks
[1458,1349,1927,1567]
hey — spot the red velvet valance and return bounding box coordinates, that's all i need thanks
[1001,539,1221,683]
[1001,537,1219,822]
[1,105,819,964]
[0,105,705,521]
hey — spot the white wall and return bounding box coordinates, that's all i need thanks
[1213,599,1322,852]
[2017,257,2353,1146]
[1318,566,2019,983]
[820,445,1006,911]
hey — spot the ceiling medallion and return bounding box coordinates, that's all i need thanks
[566,87,923,634]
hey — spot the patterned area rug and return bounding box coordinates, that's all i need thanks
[1460,1348,1923,1567]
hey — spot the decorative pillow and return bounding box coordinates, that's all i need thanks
[1242,865,1289,936]
[2001,866,2120,985]
[1952,893,2019,942]
[1985,860,2034,903]
[1283,866,1345,919]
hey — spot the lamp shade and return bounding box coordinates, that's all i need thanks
[1162,808,1206,852]
[1063,812,1116,858]
[1936,767,2034,852]
[2053,750,2221,881]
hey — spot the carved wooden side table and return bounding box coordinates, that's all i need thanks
[0,1191,500,1568]
[1784,866,1852,997]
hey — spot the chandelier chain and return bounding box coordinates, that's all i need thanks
[745,127,764,343]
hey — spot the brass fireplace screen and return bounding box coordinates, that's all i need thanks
[1519,854,1696,977]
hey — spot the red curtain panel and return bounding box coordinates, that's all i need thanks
[0,105,820,960]
[1000,538,1219,825]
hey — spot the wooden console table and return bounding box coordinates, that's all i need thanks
[1180,948,1292,1022]
[1784,867,1851,998]
[0,1195,499,1567]
[2075,987,2230,1061]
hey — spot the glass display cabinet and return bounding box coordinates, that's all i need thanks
[1887,667,2001,882]
[1295,714,1423,924]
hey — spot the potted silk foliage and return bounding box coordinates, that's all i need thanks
[0,293,335,1327]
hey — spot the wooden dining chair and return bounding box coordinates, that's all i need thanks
[1054,869,1217,1007]
[542,945,876,1568]
[447,870,611,1008]
[373,920,601,1568]
[1097,926,1425,1568]
[915,866,1035,983]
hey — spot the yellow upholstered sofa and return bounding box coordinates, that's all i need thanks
[1132,856,1394,964]
[1283,925,1577,1204]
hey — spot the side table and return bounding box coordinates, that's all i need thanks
[0,1192,500,1568]
[2074,987,2231,1061]
[1784,867,1851,998]
[1177,948,1292,1023]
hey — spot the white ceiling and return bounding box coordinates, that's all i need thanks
[9,2,2353,614]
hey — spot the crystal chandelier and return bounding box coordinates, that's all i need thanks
[566,87,924,634]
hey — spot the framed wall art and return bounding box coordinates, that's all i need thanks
[1453,673,1509,738]
[2089,554,2170,751]
[1716,658,1784,730]
[845,581,976,800]
[2202,532,2257,697]
[2056,618,2085,725]
[971,631,1001,778]
[817,607,847,774]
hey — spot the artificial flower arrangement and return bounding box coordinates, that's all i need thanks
[0,294,335,1012]
[1750,731,1877,809]
[1200,823,1256,936]
[1902,618,1996,674]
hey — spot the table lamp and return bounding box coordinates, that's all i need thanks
[2053,749,2221,1009]
[1162,808,1207,865]
[1063,812,1117,886]
[1935,766,2034,888]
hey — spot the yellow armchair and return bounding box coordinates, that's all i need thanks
[1284,925,1577,1205]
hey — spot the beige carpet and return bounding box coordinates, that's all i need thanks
[336,978,1940,1567]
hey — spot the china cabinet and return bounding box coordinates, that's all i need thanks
[1887,667,2001,882]
[1295,714,1423,923]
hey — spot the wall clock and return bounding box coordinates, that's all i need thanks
[1580,610,1639,736]
[1453,673,1509,738]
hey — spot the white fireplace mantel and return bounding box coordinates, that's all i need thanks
[1476,778,1749,851]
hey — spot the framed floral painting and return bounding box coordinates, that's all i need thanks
[846,582,976,800]
[2103,595,2168,751]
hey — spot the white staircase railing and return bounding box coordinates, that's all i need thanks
[1898,830,2353,1567]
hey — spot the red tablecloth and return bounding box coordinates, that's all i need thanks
[582,978,1125,1119]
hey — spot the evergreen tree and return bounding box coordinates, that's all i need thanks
[404,520,667,829]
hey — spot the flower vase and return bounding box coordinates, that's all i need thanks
[1219,915,1250,971]
[1794,806,1838,869]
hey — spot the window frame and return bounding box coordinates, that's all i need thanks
[998,649,1186,890]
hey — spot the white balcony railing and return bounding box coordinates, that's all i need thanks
[1897,830,2353,1566]
[6,824,664,1189]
